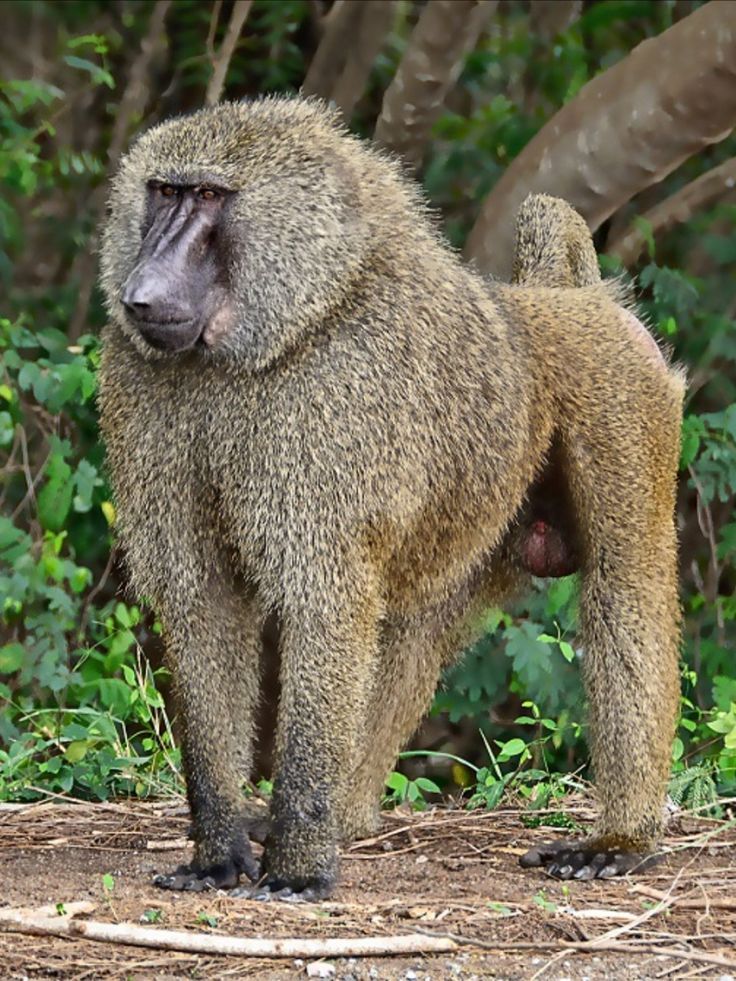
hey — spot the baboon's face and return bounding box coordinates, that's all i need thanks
[101,101,370,367]
[121,180,235,353]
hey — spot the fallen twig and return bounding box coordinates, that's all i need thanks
[631,884,736,912]
[146,838,190,851]
[416,929,736,971]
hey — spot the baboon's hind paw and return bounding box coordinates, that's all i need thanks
[520,838,662,880]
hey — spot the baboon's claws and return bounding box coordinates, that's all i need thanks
[521,838,662,880]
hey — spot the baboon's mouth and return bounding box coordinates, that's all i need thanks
[135,316,204,352]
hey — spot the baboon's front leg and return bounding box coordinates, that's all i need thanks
[153,580,264,892]
[521,405,681,880]
[236,579,379,901]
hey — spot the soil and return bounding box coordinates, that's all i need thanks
[0,797,734,980]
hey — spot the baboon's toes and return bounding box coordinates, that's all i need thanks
[520,838,661,880]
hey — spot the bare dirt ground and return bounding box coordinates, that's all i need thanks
[1,796,735,980]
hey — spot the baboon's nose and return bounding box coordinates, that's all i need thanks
[122,269,194,326]
[122,267,201,352]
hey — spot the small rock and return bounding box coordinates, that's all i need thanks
[306,962,335,978]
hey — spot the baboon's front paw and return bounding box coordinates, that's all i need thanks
[153,859,243,891]
[231,873,335,902]
[153,840,260,892]
[520,838,661,880]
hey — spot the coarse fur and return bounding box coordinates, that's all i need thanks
[98,97,684,897]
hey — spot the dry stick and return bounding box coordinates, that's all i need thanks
[205,0,253,106]
[609,156,736,266]
[68,0,173,340]
[78,544,117,636]
[374,0,497,170]
[0,908,458,959]
[632,884,736,912]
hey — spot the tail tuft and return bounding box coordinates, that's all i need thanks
[512,194,600,288]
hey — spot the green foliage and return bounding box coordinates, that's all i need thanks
[1,313,179,801]
[383,770,442,810]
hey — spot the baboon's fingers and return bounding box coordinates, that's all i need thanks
[153,857,247,892]
[520,838,662,880]
[231,878,332,902]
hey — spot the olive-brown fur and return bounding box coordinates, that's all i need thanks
[98,98,684,896]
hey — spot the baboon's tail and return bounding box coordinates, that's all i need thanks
[512,194,601,288]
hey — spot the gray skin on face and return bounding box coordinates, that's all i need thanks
[98,98,683,900]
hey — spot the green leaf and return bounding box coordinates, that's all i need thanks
[73,459,102,513]
[0,412,14,447]
[385,771,408,793]
[96,678,132,715]
[559,641,575,663]
[65,740,90,763]
[114,603,132,628]
[38,452,73,532]
[63,55,114,89]
[414,777,441,794]
[496,738,527,760]
[0,643,24,673]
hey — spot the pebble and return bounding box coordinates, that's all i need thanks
[306,962,335,978]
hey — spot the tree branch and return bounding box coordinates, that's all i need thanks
[373,0,497,170]
[608,156,736,266]
[330,0,396,120]
[464,1,736,278]
[301,0,365,100]
[205,0,253,106]
[529,1,582,39]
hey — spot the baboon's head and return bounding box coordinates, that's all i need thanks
[100,98,410,368]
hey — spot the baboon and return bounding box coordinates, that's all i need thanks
[98,97,684,899]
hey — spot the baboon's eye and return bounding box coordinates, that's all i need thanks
[198,187,218,201]
[160,184,177,197]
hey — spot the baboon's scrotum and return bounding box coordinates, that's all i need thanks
[99,98,684,899]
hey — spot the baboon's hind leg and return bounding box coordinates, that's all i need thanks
[340,615,449,841]
[521,394,682,880]
[344,564,521,842]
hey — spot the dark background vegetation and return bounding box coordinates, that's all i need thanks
[1,0,734,815]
